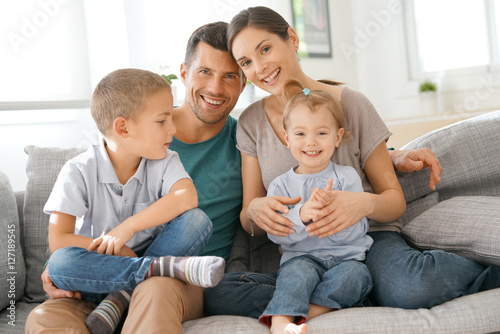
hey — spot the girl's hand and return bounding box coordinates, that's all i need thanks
[305,190,368,238]
[246,196,300,236]
[300,179,335,222]
[88,222,135,256]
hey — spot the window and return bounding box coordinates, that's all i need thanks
[405,0,500,79]
[0,0,91,109]
[0,0,271,111]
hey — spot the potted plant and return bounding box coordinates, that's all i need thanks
[419,80,438,114]
[419,80,437,93]
[158,65,179,103]
[161,73,178,85]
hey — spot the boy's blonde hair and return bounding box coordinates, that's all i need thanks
[282,80,350,139]
[90,68,171,135]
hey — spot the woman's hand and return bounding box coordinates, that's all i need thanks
[305,190,369,238]
[389,148,443,191]
[246,196,300,236]
[42,265,81,300]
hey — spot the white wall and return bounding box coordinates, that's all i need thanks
[2,0,500,191]
[0,109,98,191]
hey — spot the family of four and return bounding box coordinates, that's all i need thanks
[26,6,500,334]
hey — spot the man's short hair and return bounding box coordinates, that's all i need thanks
[90,68,171,135]
[184,21,228,68]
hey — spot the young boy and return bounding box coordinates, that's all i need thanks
[260,81,373,334]
[44,68,225,333]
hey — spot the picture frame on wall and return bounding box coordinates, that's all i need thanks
[291,0,332,58]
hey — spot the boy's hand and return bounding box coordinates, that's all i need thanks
[88,221,135,256]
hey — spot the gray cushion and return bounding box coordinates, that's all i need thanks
[22,146,86,302]
[401,191,439,226]
[402,196,500,266]
[183,288,500,333]
[0,171,26,310]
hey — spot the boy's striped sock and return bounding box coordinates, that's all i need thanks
[85,289,132,334]
[145,255,225,288]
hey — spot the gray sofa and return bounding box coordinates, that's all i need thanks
[1,110,500,333]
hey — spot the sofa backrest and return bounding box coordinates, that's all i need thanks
[0,171,26,309]
[22,146,86,302]
[398,110,500,225]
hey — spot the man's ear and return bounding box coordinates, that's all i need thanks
[180,63,187,84]
[241,75,247,93]
[113,116,129,138]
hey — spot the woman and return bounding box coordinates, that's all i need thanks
[205,5,499,323]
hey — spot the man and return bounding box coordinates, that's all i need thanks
[26,21,246,334]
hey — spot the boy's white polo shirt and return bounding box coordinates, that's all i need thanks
[44,141,191,252]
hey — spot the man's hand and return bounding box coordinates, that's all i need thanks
[42,265,81,299]
[389,148,443,191]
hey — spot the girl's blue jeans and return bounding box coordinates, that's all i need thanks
[260,255,372,325]
[48,208,212,303]
[204,231,500,317]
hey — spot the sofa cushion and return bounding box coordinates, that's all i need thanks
[0,171,26,310]
[183,289,500,333]
[400,191,439,226]
[22,146,86,302]
[402,196,500,266]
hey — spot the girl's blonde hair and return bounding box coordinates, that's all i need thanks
[282,80,350,139]
[90,68,171,136]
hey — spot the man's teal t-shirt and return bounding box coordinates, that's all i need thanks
[170,116,242,260]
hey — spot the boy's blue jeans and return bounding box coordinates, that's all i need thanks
[48,208,212,303]
[204,231,500,317]
[260,255,372,325]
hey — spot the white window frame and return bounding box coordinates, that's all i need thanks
[404,0,500,84]
[0,0,92,111]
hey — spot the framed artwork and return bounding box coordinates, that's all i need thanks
[291,0,332,58]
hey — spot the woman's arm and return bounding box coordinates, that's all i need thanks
[240,152,299,237]
[305,142,406,238]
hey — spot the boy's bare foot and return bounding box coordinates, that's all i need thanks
[270,316,308,334]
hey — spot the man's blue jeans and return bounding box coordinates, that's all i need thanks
[204,231,500,317]
[48,208,212,303]
[260,255,372,325]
